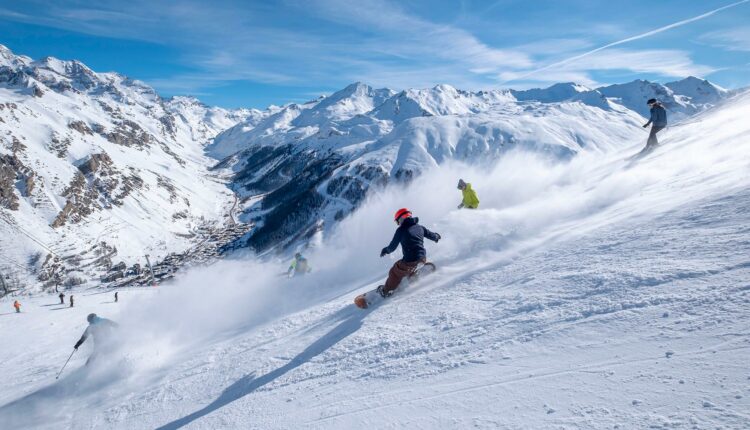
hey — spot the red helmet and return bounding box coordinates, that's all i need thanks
[393,208,412,223]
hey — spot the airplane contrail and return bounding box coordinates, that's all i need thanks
[502,0,750,84]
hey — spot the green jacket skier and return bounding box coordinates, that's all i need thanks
[287,253,312,277]
[457,179,479,209]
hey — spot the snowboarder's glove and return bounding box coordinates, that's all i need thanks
[74,340,82,350]
[380,247,389,257]
[435,233,441,242]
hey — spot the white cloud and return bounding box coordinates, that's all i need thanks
[515,38,595,57]
[570,49,715,77]
[303,0,534,69]
[498,48,716,89]
[701,27,750,52]
[501,0,746,85]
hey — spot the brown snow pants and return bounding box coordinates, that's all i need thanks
[383,259,423,294]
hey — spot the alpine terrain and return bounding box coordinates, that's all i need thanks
[0,44,748,429]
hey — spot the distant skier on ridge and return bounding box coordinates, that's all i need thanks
[642,98,668,152]
[377,208,441,298]
[457,179,479,209]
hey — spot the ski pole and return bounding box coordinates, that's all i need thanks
[55,349,76,380]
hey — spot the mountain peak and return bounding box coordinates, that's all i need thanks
[432,83,458,93]
[168,95,207,107]
[666,76,727,94]
[0,44,32,68]
[0,44,12,56]
[343,81,370,91]
[511,82,591,103]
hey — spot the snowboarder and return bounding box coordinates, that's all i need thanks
[114,291,118,303]
[457,179,479,209]
[59,292,65,304]
[13,300,20,313]
[287,252,312,278]
[642,98,667,151]
[74,313,118,365]
[69,295,74,308]
[378,208,441,297]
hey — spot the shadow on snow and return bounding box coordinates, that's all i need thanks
[156,306,366,430]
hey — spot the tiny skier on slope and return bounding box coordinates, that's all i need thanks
[13,300,21,313]
[642,98,668,152]
[74,313,119,365]
[59,292,65,304]
[287,252,312,278]
[377,208,441,298]
[456,179,479,209]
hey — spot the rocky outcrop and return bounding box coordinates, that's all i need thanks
[32,84,44,98]
[157,141,186,166]
[68,120,93,136]
[48,132,71,158]
[159,114,177,139]
[156,174,178,203]
[103,120,153,149]
[0,155,19,210]
[52,153,146,227]
[0,102,20,124]
[52,171,98,227]
[0,152,36,210]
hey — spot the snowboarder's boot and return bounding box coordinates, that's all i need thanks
[376,284,393,298]
[354,285,391,309]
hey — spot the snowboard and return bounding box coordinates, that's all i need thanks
[354,262,437,309]
[626,142,659,162]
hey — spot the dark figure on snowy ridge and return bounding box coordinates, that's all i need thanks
[642,98,668,151]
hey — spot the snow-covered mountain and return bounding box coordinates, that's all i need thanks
[0,45,263,291]
[0,43,738,291]
[511,77,732,119]
[596,77,731,119]
[1,84,748,429]
[211,77,732,254]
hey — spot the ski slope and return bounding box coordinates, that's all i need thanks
[1,91,749,429]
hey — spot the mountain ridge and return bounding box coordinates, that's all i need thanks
[0,44,257,292]
[211,76,735,255]
[0,43,740,290]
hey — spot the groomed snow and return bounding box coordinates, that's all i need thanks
[1,91,749,429]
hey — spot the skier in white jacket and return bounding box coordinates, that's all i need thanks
[74,313,119,365]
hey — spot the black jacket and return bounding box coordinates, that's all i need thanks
[646,104,667,127]
[382,217,440,262]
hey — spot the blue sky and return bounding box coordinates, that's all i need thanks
[1,0,748,108]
